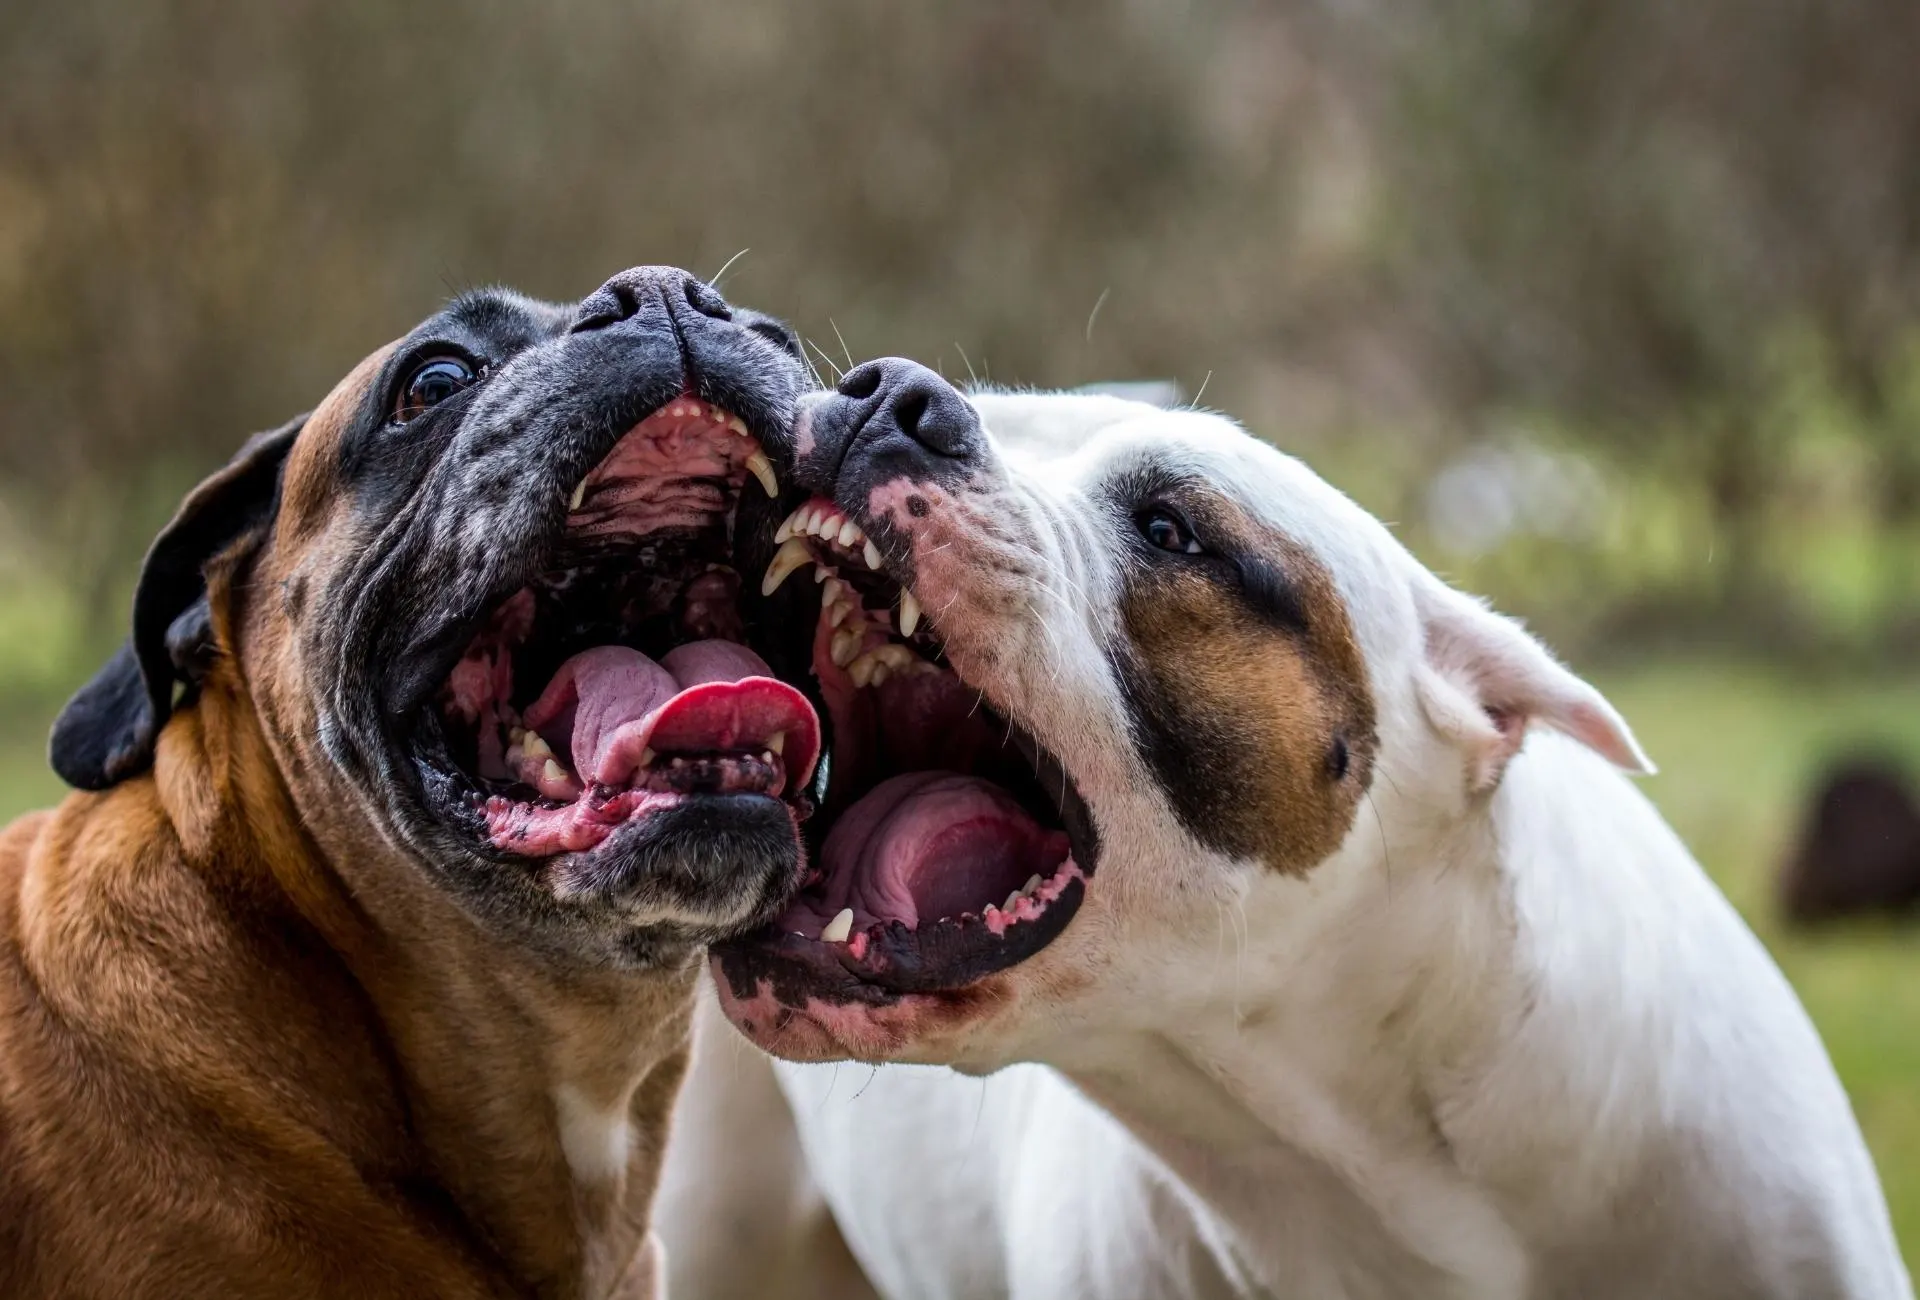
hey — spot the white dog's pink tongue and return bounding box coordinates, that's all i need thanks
[523,642,819,789]
[821,772,1067,927]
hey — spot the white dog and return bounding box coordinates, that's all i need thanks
[660,362,1910,1299]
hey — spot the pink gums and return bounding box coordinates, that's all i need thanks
[570,398,755,537]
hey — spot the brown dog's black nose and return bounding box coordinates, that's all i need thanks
[571,265,732,334]
[833,358,983,460]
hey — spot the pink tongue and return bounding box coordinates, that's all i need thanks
[817,772,1068,928]
[523,641,820,789]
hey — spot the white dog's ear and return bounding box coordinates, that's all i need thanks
[1412,581,1654,791]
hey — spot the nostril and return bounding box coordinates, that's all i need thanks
[571,281,641,333]
[892,391,930,439]
[837,363,884,401]
[683,277,732,321]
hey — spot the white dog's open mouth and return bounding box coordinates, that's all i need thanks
[712,495,1097,1005]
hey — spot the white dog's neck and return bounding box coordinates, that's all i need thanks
[1040,747,1544,1295]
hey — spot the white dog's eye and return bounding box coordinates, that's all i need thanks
[1138,506,1204,556]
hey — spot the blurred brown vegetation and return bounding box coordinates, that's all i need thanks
[2,0,1918,694]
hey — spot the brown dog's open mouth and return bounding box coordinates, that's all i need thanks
[428,399,823,858]
[713,496,1097,1003]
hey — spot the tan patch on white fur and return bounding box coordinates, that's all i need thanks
[1119,507,1376,875]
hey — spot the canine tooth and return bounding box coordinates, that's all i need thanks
[898,589,921,637]
[542,759,568,784]
[639,747,656,767]
[831,628,863,668]
[1024,874,1043,896]
[727,414,750,437]
[837,518,862,548]
[569,479,587,512]
[768,732,785,755]
[1005,891,1023,911]
[821,908,854,944]
[863,539,883,570]
[760,537,814,595]
[744,450,779,498]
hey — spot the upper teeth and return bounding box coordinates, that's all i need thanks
[568,480,587,512]
[772,502,878,560]
[897,589,921,638]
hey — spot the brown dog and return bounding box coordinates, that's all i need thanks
[0,266,823,1298]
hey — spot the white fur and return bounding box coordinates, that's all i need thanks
[553,1082,632,1188]
[667,392,1910,1299]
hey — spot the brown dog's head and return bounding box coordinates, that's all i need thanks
[50,266,825,968]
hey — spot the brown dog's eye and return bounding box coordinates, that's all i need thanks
[393,356,478,423]
[1138,506,1203,555]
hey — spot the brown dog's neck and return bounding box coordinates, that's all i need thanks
[141,666,694,1298]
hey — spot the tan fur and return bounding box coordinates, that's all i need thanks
[1120,514,1376,876]
[0,353,693,1299]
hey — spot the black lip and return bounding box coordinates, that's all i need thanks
[713,876,1088,1007]
[546,792,804,916]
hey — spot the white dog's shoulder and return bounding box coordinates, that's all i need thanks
[1435,734,1908,1297]
[688,375,1910,1300]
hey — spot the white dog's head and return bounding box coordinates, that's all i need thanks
[713,359,1649,1066]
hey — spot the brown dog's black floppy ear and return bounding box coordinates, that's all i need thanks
[49,416,305,790]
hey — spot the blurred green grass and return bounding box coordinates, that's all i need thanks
[0,658,1914,1266]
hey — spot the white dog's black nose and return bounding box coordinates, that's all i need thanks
[832,358,983,461]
